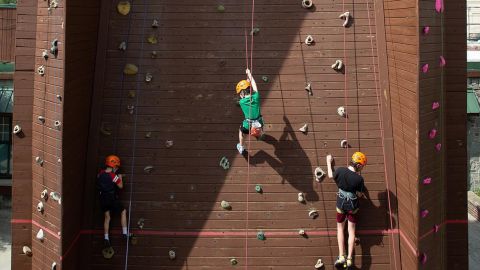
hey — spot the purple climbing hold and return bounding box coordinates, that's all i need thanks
[422,64,429,74]
[419,252,428,265]
[435,143,442,152]
[422,177,432,185]
[420,209,429,218]
[428,128,437,139]
[435,0,444,13]
[432,101,440,110]
[433,224,439,233]
[423,26,430,35]
[439,56,446,67]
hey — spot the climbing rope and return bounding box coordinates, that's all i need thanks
[342,0,349,164]
[365,0,398,269]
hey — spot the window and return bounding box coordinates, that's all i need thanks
[0,80,13,180]
[0,0,15,8]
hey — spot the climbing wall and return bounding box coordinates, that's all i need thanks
[82,0,396,269]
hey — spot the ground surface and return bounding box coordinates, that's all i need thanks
[0,194,11,270]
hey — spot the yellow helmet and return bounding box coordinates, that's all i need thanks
[236,80,251,94]
[351,152,367,166]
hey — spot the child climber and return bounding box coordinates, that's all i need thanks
[326,152,367,268]
[97,155,129,248]
[236,68,264,154]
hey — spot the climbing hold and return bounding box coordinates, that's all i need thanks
[49,192,61,203]
[217,4,225,12]
[56,94,62,101]
[331,60,343,71]
[100,122,112,136]
[37,202,44,213]
[165,140,173,148]
[256,231,266,240]
[151,51,157,58]
[219,156,230,170]
[339,11,351,27]
[54,120,62,128]
[250,27,260,36]
[354,237,360,246]
[51,262,57,270]
[423,26,430,35]
[314,258,324,269]
[145,132,152,138]
[145,73,153,82]
[36,229,44,241]
[144,166,154,173]
[35,156,44,166]
[304,35,314,45]
[13,125,22,135]
[305,83,313,95]
[432,101,440,110]
[102,246,115,259]
[419,252,427,265]
[301,0,313,9]
[337,106,347,117]
[117,1,131,15]
[137,218,145,229]
[48,0,58,10]
[230,258,238,265]
[127,90,136,98]
[168,250,176,260]
[428,128,437,139]
[219,59,227,67]
[37,65,45,76]
[220,200,231,210]
[439,56,446,67]
[422,64,429,73]
[42,50,49,60]
[420,209,429,218]
[314,167,325,182]
[57,158,61,163]
[127,105,135,114]
[340,139,348,148]
[422,177,432,185]
[124,64,138,75]
[433,224,439,233]
[38,116,46,123]
[298,229,306,236]
[308,209,319,219]
[130,235,138,245]
[41,189,48,200]
[118,41,127,51]
[147,35,158,44]
[262,75,269,82]
[22,246,32,256]
[152,19,159,28]
[298,193,305,203]
[435,0,443,13]
[299,123,308,134]
[255,184,263,193]
[435,143,442,152]
[50,39,58,57]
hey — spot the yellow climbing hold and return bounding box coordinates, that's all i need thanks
[147,35,158,44]
[117,1,131,16]
[124,64,138,75]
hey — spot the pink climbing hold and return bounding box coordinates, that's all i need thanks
[420,209,429,218]
[422,64,429,73]
[423,177,432,185]
[435,0,444,13]
[429,128,437,139]
[423,26,430,35]
[439,56,446,67]
[435,143,442,152]
[432,101,440,110]
[433,224,439,233]
[419,252,428,265]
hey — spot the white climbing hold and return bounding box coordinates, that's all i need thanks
[221,200,231,210]
[165,140,173,148]
[50,39,58,57]
[308,209,319,219]
[38,116,46,122]
[145,73,153,82]
[302,0,313,9]
[35,156,44,166]
[118,41,127,51]
[37,65,45,76]
[168,250,176,260]
[340,139,348,148]
[305,83,313,95]
[54,120,62,128]
[332,60,343,71]
[127,105,134,114]
[22,246,32,256]
[305,35,314,45]
[314,258,324,269]
[299,123,308,134]
[137,218,145,229]
[339,11,351,27]
[13,125,22,135]
[298,229,306,236]
[152,19,159,28]
[51,262,57,270]
[49,192,61,203]
[36,229,44,241]
[48,0,58,10]
[100,122,112,136]
[250,27,260,36]
[145,132,152,138]
[298,193,305,203]
[56,94,62,100]
[37,202,44,213]
[337,106,347,117]
[42,50,49,60]
[41,189,48,200]
[144,166,154,173]
[314,167,325,182]
[151,51,157,58]
[219,156,230,170]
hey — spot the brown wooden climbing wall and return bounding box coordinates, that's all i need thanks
[0,7,16,62]
[81,0,397,269]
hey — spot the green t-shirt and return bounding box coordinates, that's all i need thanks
[239,91,261,120]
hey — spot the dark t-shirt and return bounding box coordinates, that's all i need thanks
[97,169,119,195]
[333,167,365,194]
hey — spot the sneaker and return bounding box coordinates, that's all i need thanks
[334,255,346,267]
[236,143,245,154]
[103,239,111,248]
[346,257,353,268]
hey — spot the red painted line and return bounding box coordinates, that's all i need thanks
[11,219,60,240]
[419,219,468,240]
[60,232,81,261]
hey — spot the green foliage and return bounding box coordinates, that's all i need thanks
[474,187,480,198]
[0,0,16,5]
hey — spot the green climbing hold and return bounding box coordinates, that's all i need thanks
[217,4,225,12]
[250,27,260,36]
[219,156,230,170]
[255,184,263,193]
[230,258,238,265]
[262,76,269,83]
[257,231,266,241]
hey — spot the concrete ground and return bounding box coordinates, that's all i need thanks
[0,194,11,270]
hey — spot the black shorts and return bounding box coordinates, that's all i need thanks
[239,125,249,134]
[100,193,125,214]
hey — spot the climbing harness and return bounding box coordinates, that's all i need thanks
[336,188,358,211]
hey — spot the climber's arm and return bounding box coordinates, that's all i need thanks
[246,69,258,92]
[326,154,334,178]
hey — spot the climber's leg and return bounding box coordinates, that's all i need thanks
[347,219,356,261]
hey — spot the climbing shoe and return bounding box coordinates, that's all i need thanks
[236,143,245,154]
[346,257,353,268]
[103,239,111,248]
[334,255,346,268]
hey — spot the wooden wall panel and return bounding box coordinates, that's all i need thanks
[0,8,15,62]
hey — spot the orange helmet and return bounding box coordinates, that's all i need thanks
[351,152,367,166]
[236,80,251,94]
[105,155,121,168]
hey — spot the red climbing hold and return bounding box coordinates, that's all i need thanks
[420,209,429,218]
[439,56,446,67]
[423,26,430,35]
[435,143,442,152]
[419,252,428,265]
[432,101,440,110]
[428,129,437,139]
[435,0,444,13]
[422,177,432,185]
[422,64,429,73]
